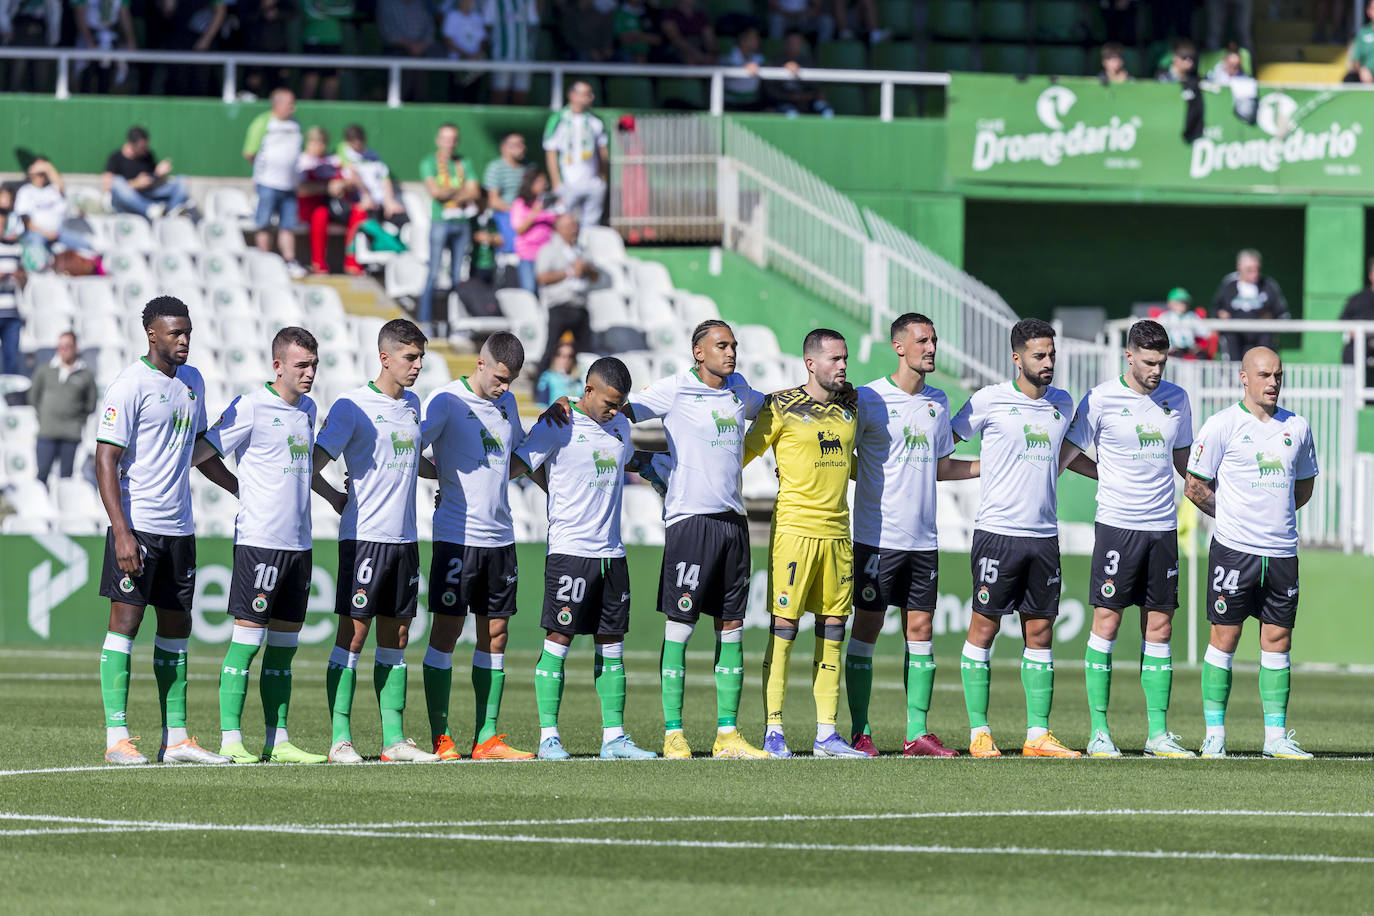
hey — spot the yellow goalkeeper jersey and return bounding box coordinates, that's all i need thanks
[744,386,856,540]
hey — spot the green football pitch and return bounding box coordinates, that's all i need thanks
[2,643,1372,913]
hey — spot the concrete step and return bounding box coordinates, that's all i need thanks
[1256,59,1348,82]
[1254,19,1317,44]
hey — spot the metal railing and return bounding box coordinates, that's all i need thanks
[0,46,948,120]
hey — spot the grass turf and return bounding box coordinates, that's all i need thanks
[2,642,1372,913]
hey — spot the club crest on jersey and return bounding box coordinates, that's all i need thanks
[1283,433,1293,447]
[252,594,268,613]
[861,584,877,603]
[976,586,990,604]
[1023,424,1051,449]
[352,590,368,609]
[557,607,573,625]
[677,594,693,612]
[1053,409,1061,420]
[441,590,458,607]
[1100,579,1116,599]
[119,575,135,593]
[777,591,790,609]
[186,387,196,400]
[1162,401,1172,415]
[928,404,937,418]
[1214,597,1227,615]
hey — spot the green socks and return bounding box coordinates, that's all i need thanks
[326,646,359,744]
[1140,641,1173,739]
[844,638,875,737]
[260,633,297,747]
[152,636,189,730]
[595,644,627,730]
[100,632,133,731]
[219,629,264,737]
[422,646,453,742]
[1259,652,1291,731]
[714,632,744,729]
[373,648,408,749]
[904,641,936,741]
[472,650,506,745]
[660,635,688,732]
[535,642,567,729]
[1201,648,1233,731]
[960,642,991,730]
[1084,636,1113,735]
[1021,648,1054,730]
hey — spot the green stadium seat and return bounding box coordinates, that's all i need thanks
[1034,0,1085,42]
[762,37,787,61]
[929,0,975,39]
[981,43,1033,74]
[873,42,920,71]
[825,83,868,115]
[927,41,975,72]
[1036,45,1087,75]
[535,27,557,61]
[979,0,1033,41]
[818,39,868,70]
[656,77,710,110]
[881,0,916,38]
[606,76,655,109]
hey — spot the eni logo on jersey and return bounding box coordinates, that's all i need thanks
[592,449,618,476]
[1023,424,1051,448]
[283,434,310,475]
[1253,451,1287,488]
[1133,423,1167,459]
[709,409,740,447]
[169,409,194,446]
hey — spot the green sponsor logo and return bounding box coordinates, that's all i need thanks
[287,434,309,462]
[1136,423,1165,447]
[593,449,618,475]
[902,425,929,451]
[1256,451,1284,476]
[1023,423,1051,449]
[711,410,739,435]
[390,431,416,457]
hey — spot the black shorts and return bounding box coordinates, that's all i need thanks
[98,528,196,612]
[969,529,1061,618]
[228,545,313,624]
[335,540,420,620]
[854,543,938,613]
[657,512,751,622]
[541,554,631,637]
[1089,523,1180,611]
[430,542,519,618]
[1206,539,1299,629]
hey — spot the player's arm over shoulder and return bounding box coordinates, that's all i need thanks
[742,393,780,465]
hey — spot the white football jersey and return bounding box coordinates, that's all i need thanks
[422,378,525,547]
[515,405,634,558]
[852,377,954,551]
[628,369,764,527]
[96,357,207,536]
[315,382,422,544]
[1187,403,1318,557]
[203,383,316,551]
[951,380,1075,538]
[1066,377,1193,531]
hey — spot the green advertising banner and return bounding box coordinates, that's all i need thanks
[948,73,1374,195]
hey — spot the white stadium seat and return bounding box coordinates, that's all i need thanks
[736,324,782,357]
[384,254,429,301]
[155,215,201,253]
[201,216,248,252]
[103,214,158,254]
[587,289,632,332]
[621,485,666,546]
[630,259,673,296]
[200,251,246,288]
[152,250,197,287]
[206,186,255,226]
[105,252,152,287]
[244,250,292,289]
[581,225,626,264]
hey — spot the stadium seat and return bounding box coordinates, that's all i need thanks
[102,251,152,288]
[206,187,255,227]
[70,277,118,317]
[881,0,915,38]
[201,217,248,253]
[741,453,779,500]
[736,323,782,356]
[152,250,197,287]
[154,215,201,253]
[208,284,253,317]
[927,41,975,72]
[494,288,545,351]
[200,251,246,288]
[1035,0,1087,42]
[50,478,104,524]
[656,77,710,110]
[244,250,292,289]
[678,293,721,329]
[929,0,976,39]
[650,351,690,379]
[979,0,1033,40]
[982,43,1034,74]
[79,309,124,345]
[825,84,867,115]
[257,286,308,331]
[1,515,51,534]
[605,77,655,110]
[621,485,666,545]
[66,182,109,216]
[298,283,347,324]
[630,260,674,297]
[873,42,920,71]
[645,320,688,354]
[163,282,207,314]
[1037,44,1087,75]
[102,214,158,254]
[18,273,75,318]
[615,352,656,392]
[582,225,626,265]
[818,40,868,70]
[384,254,429,301]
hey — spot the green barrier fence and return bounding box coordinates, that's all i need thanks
[4,533,1370,664]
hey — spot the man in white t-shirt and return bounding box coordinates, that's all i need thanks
[543,81,609,227]
[192,327,329,765]
[418,331,535,761]
[242,88,306,278]
[1185,346,1318,759]
[950,318,1088,760]
[513,357,657,760]
[848,313,978,758]
[312,318,440,764]
[14,158,94,261]
[1061,319,1196,759]
[94,297,234,766]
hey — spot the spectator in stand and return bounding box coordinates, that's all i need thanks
[535,341,581,407]
[832,0,886,43]
[485,0,539,105]
[1158,287,1209,358]
[441,0,488,100]
[0,218,21,376]
[338,124,408,273]
[146,0,228,96]
[301,0,353,100]
[535,211,597,371]
[765,29,833,117]
[722,24,767,111]
[296,126,347,274]
[243,88,307,278]
[511,167,558,293]
[1206,0,1252,50]
[1211,248,1288,360]
[418,122,481,334]
[14,159,93,267]
[72,0,135,93]
[29,330,96,485]
[468,197,498,285]
[658,0,716,65]
[102,127,193,221]
[0,0,61,92]
[379,0,438,100]
[544,80,609,226]
[234,0,293,100]
[561,0,615,62]
[1345,0,1374,82]
[768,0,832,42]
[482,132,527,253]
[1339,257,1374,398]
[612,0,660,62]
[1099,42,1131,83]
